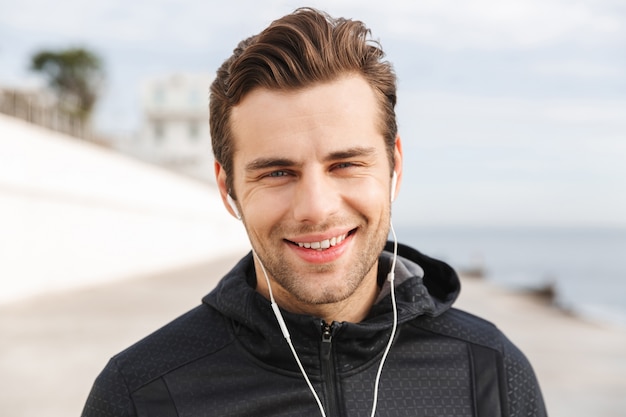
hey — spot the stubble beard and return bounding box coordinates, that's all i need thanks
[252,213,390,306]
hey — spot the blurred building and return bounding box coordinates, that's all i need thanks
[120,73,215,183]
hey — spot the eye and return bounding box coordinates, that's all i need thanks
[335,162,356,169]
[333,161,363,171]
[266,170,289,178]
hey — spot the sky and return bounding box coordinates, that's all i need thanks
[1,0,625,228]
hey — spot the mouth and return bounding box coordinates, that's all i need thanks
[286,228,357,251]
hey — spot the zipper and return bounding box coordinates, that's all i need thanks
[320,320,342,417]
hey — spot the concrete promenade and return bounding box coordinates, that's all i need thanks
[2,250,625,417]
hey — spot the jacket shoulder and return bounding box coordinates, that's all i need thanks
[411,308,505,347]
[411,307,535,378]
[82,304,232,417]
[410,308,547,416]
[104,304,232,392]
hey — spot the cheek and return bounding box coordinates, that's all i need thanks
[241,191,290,231]
[342,179,389,217]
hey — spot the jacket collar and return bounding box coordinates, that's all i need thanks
[202,241,460,372]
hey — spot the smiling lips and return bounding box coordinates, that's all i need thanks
[291,231,351,251]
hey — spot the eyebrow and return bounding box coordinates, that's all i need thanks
[324,146,377,162]
[244,146,378,172]
[245,157,296,172]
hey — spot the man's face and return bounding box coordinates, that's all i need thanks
[217,74,402,316]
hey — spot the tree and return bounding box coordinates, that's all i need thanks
[30,47,105,122]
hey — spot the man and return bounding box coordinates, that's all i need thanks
[83,8,546,417]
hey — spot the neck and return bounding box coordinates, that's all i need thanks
[254,261,380,324]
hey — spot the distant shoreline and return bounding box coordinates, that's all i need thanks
[400,225,626,330]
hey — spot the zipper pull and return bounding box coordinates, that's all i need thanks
[321,321,333,343]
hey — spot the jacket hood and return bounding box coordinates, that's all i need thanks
[202,242,461,373]
[371,241,460,321]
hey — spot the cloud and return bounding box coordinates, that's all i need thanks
[0,0,280,47]
[540,99,626,124]
[3,0,623,60]
[399,92,626,137]
[321,0,624,50]
[530,60,624,79]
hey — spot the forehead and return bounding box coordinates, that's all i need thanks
[230,75,384,161]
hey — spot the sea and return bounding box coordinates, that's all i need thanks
[395,225,626,328]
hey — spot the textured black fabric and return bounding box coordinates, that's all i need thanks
[134,378,178,417]
[82,242,547,417]
[468,344,505,417]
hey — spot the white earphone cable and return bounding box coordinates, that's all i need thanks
[253,251,327,417]
[369,219,399,417]
[252,220,399,417]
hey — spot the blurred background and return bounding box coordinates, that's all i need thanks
[1,0,625,416]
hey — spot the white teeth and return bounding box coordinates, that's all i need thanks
[296,233,347,250]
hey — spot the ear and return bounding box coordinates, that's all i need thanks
[215,162,240,220]
[391,135,403,201]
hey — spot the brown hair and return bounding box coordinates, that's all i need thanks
[210,7,397,195]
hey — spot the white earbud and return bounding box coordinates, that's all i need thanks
[390,171,397,203]
[227,194,241,220]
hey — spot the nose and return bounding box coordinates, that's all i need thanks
[291,171,340,224]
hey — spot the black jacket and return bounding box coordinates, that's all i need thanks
[82,242,547,417]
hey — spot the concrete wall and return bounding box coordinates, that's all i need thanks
[0,114,249,304]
